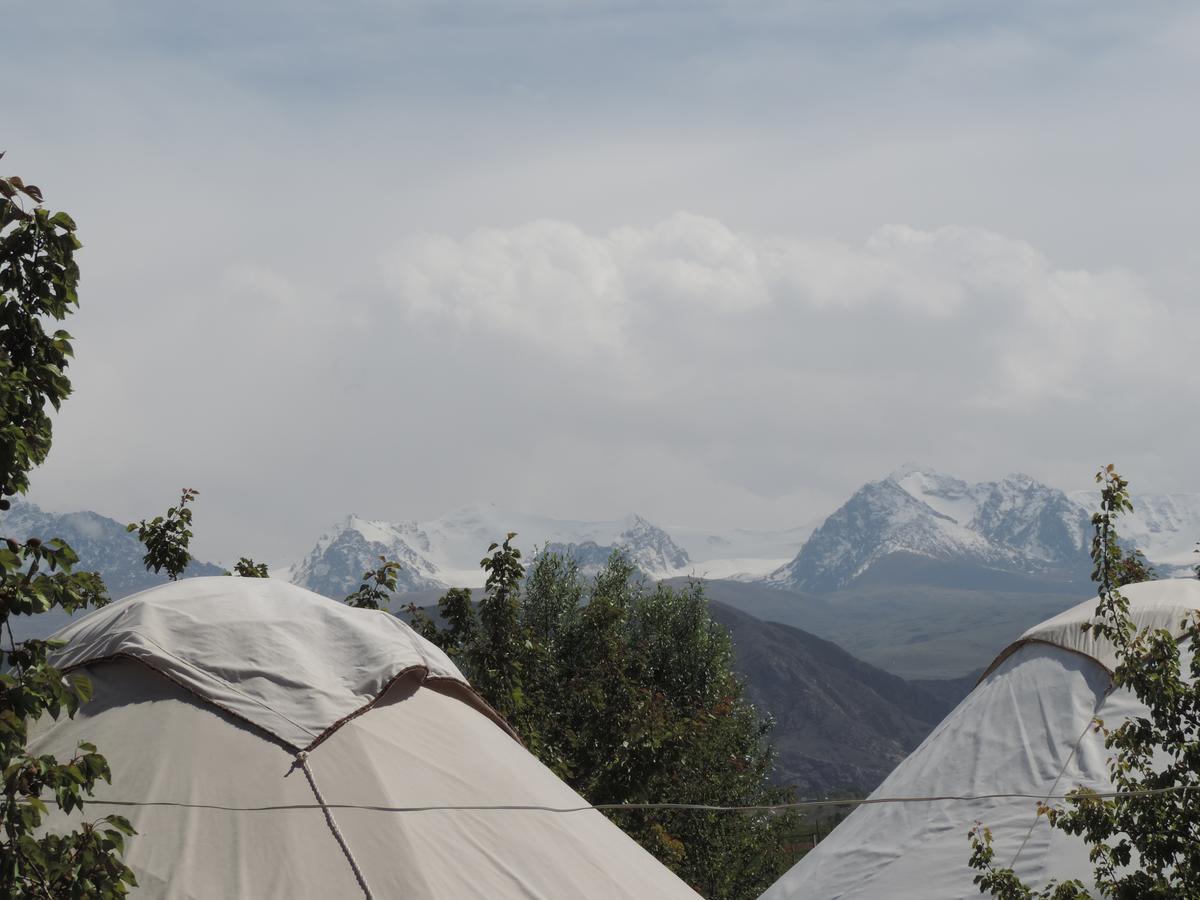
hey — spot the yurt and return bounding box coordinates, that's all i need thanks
[30,576,700,898]
[761,578,1200,899]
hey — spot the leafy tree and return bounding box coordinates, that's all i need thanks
[126,487,198,580]
[0,163,137,895]
[229,558,268,578]
[968,465,1200,898]
[1110,546,1154,588]
[344,556,402,610]
[407,541,800,900]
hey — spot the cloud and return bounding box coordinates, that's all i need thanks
[380,214,1163,411]
[8,0,1200,567]
[30,201,1194,568]
[384,221,630,352]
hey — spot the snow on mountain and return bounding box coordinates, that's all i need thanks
[768,466,1093,593]
[0,500,225,602]
[286,506,709,597]
[285,515,449,599]
[664,522,819,579]
[612,515,691,572]
[1070,490,1200,576]
[898,467,1090,568]
[533,516,696,577]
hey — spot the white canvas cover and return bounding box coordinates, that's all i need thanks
[761,579,1200,900]
[30,577,700,899]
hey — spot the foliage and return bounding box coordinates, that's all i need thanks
[229,558,268,578]
[344,556,401,610]
[968,465,1200,898]
[1110,547,1154,588]
[0,163,137,896]
[126,488,198,580]
[407,542,801,899]
[0,165,78,506]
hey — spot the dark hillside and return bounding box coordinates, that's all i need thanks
[680,575,1084,679]
[708,601,967,794]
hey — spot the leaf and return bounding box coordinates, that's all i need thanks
[71,674,93,704]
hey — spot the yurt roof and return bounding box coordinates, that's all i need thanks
[31,576,701,898]
[980,577,1200,680]
[48,575,509,750]
[760,578,1200,900]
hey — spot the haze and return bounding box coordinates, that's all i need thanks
[9,1,1199,565]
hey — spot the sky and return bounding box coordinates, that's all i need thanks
[7,0,1200,566]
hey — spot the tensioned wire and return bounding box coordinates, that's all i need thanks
[80,784,1195,814]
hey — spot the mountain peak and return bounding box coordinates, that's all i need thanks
[998,472,1038,488]
[769,467,1093,592]
[289,507,699,597]
[887,462,942,481]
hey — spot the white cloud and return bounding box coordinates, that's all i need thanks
[613,213,771,313]
[383,221,630,352]
[381,214,1161,413]
[9,0,1200,566]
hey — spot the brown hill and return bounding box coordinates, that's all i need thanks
[707,601,965,794]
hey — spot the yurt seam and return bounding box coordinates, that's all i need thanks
[301,668,521,753]
[978,594,1200,685]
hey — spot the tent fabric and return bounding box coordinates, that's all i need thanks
[47,576,487,749]
[30,578,701,899]
[761,578,1200,900]
[980,577,1200,679]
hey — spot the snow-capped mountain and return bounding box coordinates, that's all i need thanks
[285,516,449,599]
[768,466,1094,593]
[285,506,699,598]
[535,517,692,577]
[0,501,225,600]
[662,522,819,580]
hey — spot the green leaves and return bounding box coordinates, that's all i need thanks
[127,487,198,580]
[344,556,402,610]
[0,175,83,501]
[230,557,269,578]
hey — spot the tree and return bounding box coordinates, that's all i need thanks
[407,542,801,900]
[968,465,1200,898]
[344,556,401,610]
[0,164,137,895]
[229,558,268,578]
[126,488,198,580]
[1110,546,1154,588]
[127,495,270,580]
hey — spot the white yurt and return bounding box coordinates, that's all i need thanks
[761,578,1200,899]
[30,576,700,899]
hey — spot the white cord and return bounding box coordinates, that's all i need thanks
[296,751,375,900]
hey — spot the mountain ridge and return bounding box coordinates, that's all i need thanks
[767,466,1103,593]
[285,507,739,598]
